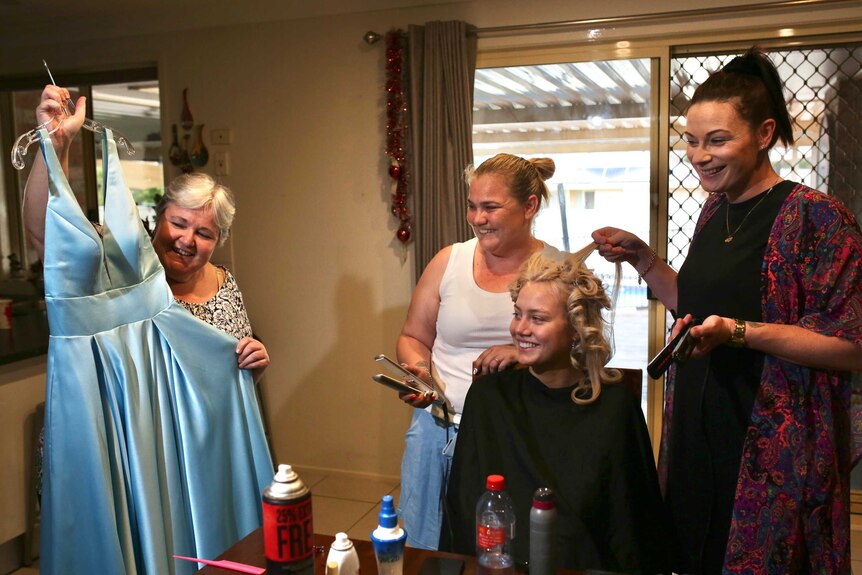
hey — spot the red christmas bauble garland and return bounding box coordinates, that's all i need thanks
[385,29,411,243]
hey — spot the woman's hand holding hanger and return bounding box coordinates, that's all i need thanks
[24,85,87,258]
[37,85,86,152]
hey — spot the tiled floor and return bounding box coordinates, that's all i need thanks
[292,466,401,541]
[9,473,862,574]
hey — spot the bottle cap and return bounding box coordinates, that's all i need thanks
[486,474,505,490]
[326,560,339,575]
[331,532,354,551]
[274,464,296,483]
[377,494,398,528]
[532,487,556,509]
[269,463,303,497]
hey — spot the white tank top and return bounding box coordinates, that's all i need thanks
[431,237,560,415]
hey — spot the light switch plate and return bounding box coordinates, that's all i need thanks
[214,151,229,175]
[211,129,232,145]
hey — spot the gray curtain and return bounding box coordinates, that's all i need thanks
[407,20,477,282]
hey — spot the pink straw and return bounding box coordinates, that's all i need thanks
[173,554,266,575]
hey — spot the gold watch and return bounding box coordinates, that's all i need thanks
[728,318,746,348]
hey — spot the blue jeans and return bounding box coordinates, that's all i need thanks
[399,409,458,549]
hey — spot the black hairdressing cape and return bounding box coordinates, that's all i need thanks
[440,368,670,575]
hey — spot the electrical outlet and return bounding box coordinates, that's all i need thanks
[215,151,229,176]
[211,129,232,145]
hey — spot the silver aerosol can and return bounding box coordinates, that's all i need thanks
[529,487,557,575]
[263,464,314,575]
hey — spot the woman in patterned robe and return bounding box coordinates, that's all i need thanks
[592,47,862,573]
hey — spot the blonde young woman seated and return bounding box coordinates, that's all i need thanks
[440,247,670,574]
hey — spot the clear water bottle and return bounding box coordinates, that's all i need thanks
[476,474,515,573]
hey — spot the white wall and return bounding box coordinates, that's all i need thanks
[0,358,46,545]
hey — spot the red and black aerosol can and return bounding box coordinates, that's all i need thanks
[263,464,315,575]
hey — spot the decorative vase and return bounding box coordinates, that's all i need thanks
[181,88,194,130]
[168,124,183,166]
[189,124,209,167]
[180,134,193,173]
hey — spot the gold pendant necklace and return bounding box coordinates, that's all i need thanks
[724,183,778,244]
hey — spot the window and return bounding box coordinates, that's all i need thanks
[91,81,164,230]
[473,57,654,413]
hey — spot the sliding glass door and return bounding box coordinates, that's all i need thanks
[473,56,657,414]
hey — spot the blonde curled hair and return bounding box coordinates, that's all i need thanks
[464,153,555,207]
[510,243,621,405]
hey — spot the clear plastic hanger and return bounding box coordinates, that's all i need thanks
[11,115,136,170]
[10,60,136,170]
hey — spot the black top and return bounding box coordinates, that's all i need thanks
[668,181,793,574]
[441,368,671,575]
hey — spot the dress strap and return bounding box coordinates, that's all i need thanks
[99,128,164,286]
[39,128,106,298]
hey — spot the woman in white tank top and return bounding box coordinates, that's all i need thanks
[395,153,561,549]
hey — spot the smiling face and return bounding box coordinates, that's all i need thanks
[467,174,538,255]
[152,202,219,283]
[684,100,775,201]
[510,281,575,374]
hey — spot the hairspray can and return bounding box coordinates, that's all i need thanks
[529,487,557,575]
[263,464,314,575]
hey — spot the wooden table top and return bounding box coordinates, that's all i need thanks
[195,530,480,575]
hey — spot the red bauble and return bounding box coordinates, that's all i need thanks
[390,206,411,221]
[397,223,412,243]
[388,165,401,180]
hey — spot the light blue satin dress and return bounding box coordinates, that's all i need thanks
[39,128,273,575]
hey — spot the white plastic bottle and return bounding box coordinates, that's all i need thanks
[326,532,360,575]
[475,474,515,573]
[529,487,557,575]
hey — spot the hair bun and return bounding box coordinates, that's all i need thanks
[529,157,556,181]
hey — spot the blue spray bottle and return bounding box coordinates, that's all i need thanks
[370,495,407,575]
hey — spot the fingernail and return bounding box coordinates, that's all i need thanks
[472,367,478,375]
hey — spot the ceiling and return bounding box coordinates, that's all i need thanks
[0,0,465,48]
